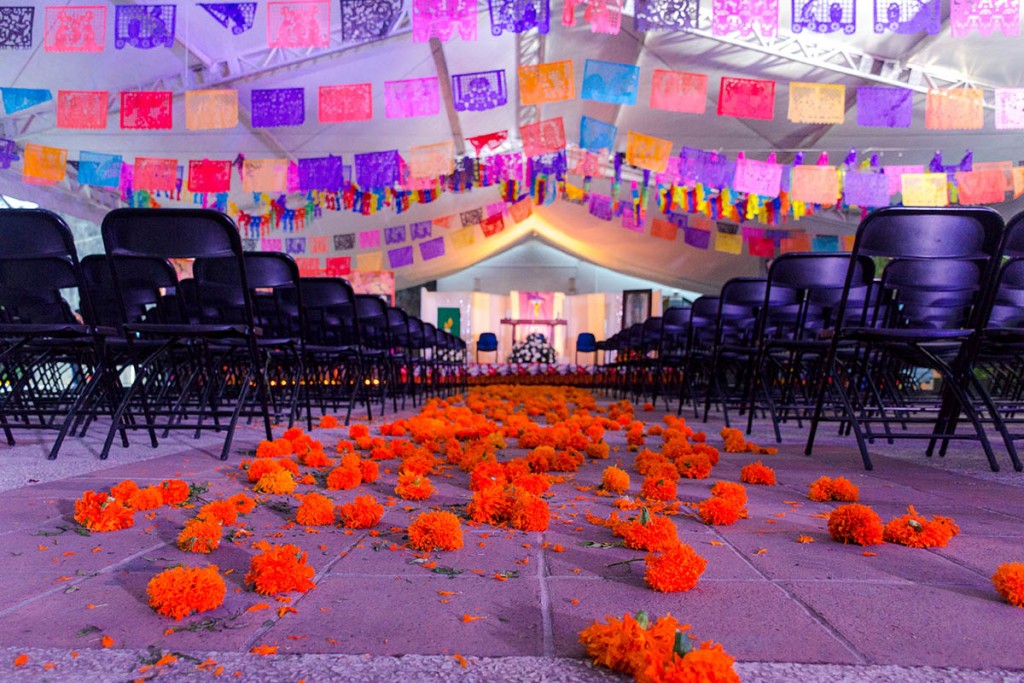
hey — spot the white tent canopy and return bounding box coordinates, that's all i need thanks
[3,0,1024,292]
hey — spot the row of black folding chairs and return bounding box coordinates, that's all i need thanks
[598,206,1024,473]
[0,208,466,461]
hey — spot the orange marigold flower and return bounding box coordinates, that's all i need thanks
[245,543,316,595]
[698,497,742,526]
[645,541,707,592]
[295,493,336,526]
[721,427,747,453]
[110,480,139,501]
[510,493,550,532]
[992,563,1024,607]
[245,458,282,483]
[622,513,679,551]
[255,438,292,459]
[511,472,551,495]
[395,471,435,501]
[882,506,959,549]
[198,500,238,526]
[325,465,362,491]
[359,459,380,483]
[796,535,815,543]
[692,443,720,466]
[159,480,190,506]
[338,495,384,529]
[638,640,740,683]
[469,461,508,492]
[127,486,164,512]
[527,445,556,472]
[228,493,257,515]
[254,470,297,496]
[74,490,135,532]
[640,475,677,502]
[578,612,682,677]
[674,451,713,479]
[300,449,333,468]
[740,461,776,486]
[282,427,305,441]
[348,424,370,440]
[585,442,610,460]
[828,504,884,546]
[808,476,860,502]
[147,565,225,621]
[710,481,747,508]
[318,415,339,429]
[407,511,464,551]
[601,466,630,494]
[177,518,223,554]
[467,484,513,525]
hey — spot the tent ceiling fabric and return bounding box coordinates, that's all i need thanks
[2,1,1023,292]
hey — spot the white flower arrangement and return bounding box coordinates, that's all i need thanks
[507,332,557,364]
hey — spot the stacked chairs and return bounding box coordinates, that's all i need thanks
[678,295,719,418]
[805,206,1005,471]
[0,209,123,459]
[353,294,396,418]
[647,306,690,411]
[98,208,273,460]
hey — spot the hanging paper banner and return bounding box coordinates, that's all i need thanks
[56,90,108,129]
[518,60,575,105]
[484,152,525,182]
[481,213,505,236]
[579,116,617,152]
[286,237,307,255]
[433,215,455,229]
[811,235,839,252]
[634,0,699,30]
[532,151,567,180]
[791,165,839,205]
[718,77,775,120]
[199,3,257,34]
[325,256,351,276]
[956,170,1008,204]
[843,170,890,207]
[262,238,283,252]
[468,130,509,155]
[384,225,407,245]
[78,151,122,188]
[461,207,485,227]
[973,161,1013,191]
[388,245,415,268]
[951,0,1018,37]
[780,234,812,253]
[294,258,320,276]
[120,91,173,129]
[319,84,372,122]
[733,156,782,197]
[589,193,614,221]
[188,159,232,193]
[114,5,175,49]
[333,233,356,250]
[565,0,624,33]
[134,157,178,192]
[339,0,402,39]
[509,196,533,222]
[856,86,912,128]
[267,1,330,47]
[581,59,640,105]
[626,131,672,172]
[901,173,949,206]
[0,7,34,49]
[298,156,344,191]
[357,252,384,271]
[385,77,441,119]
[355,150,400,188]
[621,207,645,232]
[874,0,939,34]
[419,236,446,260]
[788,82,845,124]
[712,0,778,37]
[650,218,678,241]
[451,70,508,111]
[678,147,734,189]
[23,144,66,186]
[252,88,305,127]
[749,236,775,257]
[715,223,743,254]
[520,117,566,158]
[412,0,478,42]
[242,159,289,193]
[882,165,924,195]
[926,89,984,130]
[995,88,1024,129]
[657,157,682,186]
[186,90,239,130]
[407,141,455,180]
[359,229,381,249]
[684,226,711,249]
[410,221,432,240]
[650,69,707,114]
[1,88,52,114]
[792,0,855,33]
[488,0,551,34]
[44,6,106,52]
[449,226,475,248]
[571,150,604,177]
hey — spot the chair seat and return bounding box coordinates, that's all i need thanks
[125,322,252,338]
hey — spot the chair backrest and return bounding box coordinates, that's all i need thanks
[576,332,597,352]
[477,332,498,352]
[297,277,358,347]
[195,252,301,336]
[354,294,391,350]
[82,253,180,326]
[0,209,90,325]
[101,209,256,331]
